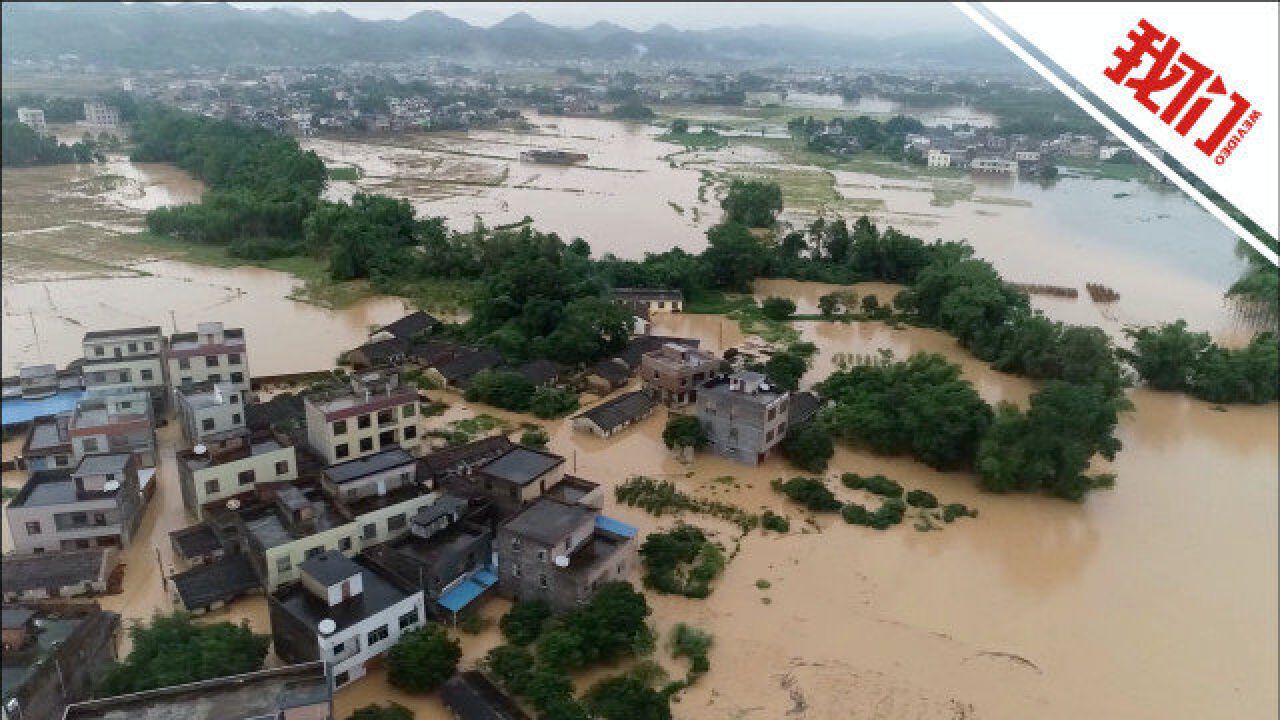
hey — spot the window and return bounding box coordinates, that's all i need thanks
[332,420,347,435]
[93,512,107,526]
[335,443,350,459]
[238,469,256,486]
[334,671,349,687]
[83,437,100,452]
[71,512,88,525]
[511,538,521,551]
[512,564,522,578]
[25,521,41,535]
[402,403,416,418]
[180,377,191,387]
[228,353,241,365]
[398,608,420,630]
[367,625,390,645]
[208,374,222,384]
[306,546,325,559]
[277,556,292,572]
[403,425,417,440]
[75,539,91,549]
[539,574,549,588]
[179,357,191,370]
[120,401,132,410]
[359,437,373,453]
[332,642,346,656]
[140,369,153,381]
[128,342,138,352]
[55,455,68,467]
[232,413,242,425]
[767,408,776,421]
[358,414,372,430]
[205,356,220,368]
[275,460,289,475]
[230,393,240,405]
[230,372,244,384]
[388,513,406,531]
[205,478,220,495]
[202,418,216,431]
[94,346,105,356]
[537,550,547,563]
[363,523,377,540]
[144,341,154,351]
[339,536,352,552]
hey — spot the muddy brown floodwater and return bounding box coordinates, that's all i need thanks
[1,119,1275,719]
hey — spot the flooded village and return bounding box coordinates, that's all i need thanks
[2,5,1277,720]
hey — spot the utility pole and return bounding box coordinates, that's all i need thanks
[169,310,177,333]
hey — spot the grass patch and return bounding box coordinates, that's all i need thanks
[616,476,759,532]
[326,165,362,182]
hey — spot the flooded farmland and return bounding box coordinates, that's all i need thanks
[1,114,1275,720]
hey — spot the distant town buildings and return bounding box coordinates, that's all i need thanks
[82,100,120,129]
[15,107,47,136]
[81,326,168,414]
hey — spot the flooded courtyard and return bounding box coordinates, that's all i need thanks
[1,114,1275,720]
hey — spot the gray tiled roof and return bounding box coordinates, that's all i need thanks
[480,447,563,487]
[574,391,655,432]
[323,447,415,485]
[501,497,591,545]
[73,453,131,477]
[172,554,259,610]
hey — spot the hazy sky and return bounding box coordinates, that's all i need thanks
[225,2,977,35]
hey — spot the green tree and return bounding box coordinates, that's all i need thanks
[1121,320,1211,391]
[720,179,783,228]
[761,296,796,321]
[98,613,269,696]
[500,601,552,646]
[771,476,842,512]
[584,675,672,720]
[387,624,461,693]
[780,423,834,473]
[662,415,708,451]
[702,222,769,292]
[670,118,689,134]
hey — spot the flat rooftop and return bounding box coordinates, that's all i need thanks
[10,470,117,508]
[273,557,415,635]
[182,439,284,472]
[82,326,162,341]
[74,453,132,477]
[479,447,564,487]
[324,446,415,485]
[502,497,592,545]
[61,662,330,720]
[177,382,240,410]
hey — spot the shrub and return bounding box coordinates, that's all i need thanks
[387,624,460,693]
[841,503,872,526]
[771,477,842,512]
[501,601,552,646]
[98,613,270,696]
[485,644,536,694]
[346,703,414,720]
[760,510,790,533]
[519,426,550,449]
[906,489,939,508]
[840,473,903,498]
[584,675,672,720]
[530,386,579,418]
[842,498,907,530]
[640,525,726,598]
[941,503,978,522]
[780,423,833,472]
[662,415,708,451]
[761,296,797,321]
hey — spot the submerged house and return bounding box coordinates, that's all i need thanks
[6,456,146,554]
[571,391,656,438]
[696,371,791,465]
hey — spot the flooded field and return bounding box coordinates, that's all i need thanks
[1,114,1275,719]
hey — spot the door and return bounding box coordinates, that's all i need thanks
[376,478,387,497]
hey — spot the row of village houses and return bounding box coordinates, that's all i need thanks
[3,286,819,718]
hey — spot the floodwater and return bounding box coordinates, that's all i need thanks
[0,117,1275,719]
[782,92,997,128]
[1,160,411,376]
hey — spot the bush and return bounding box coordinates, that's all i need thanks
[906,489,939,508]
[519,426,550,449]
[780,423,833,473]
[530,386,579,418]
[842,498,907,530]
[466,369,535,412]
[584,675,672,720]
[771,476,842,512]
[387,624,461,693]
[485,643,536,694]
[346,703,414,720]
[941,503,977,522]
[501,601,552,646]
[639,525,726,598]
[760,510,790,533]
[662,415,708,451]
[840,473,903,498]
[761,296,797,321]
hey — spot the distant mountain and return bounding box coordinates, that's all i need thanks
[0,3,1012,70]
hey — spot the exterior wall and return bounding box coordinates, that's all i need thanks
[167,353,250,398]
[26,452,73,472]
[0,607,119,720]
[7,494,132,554]
[321,592,425,689]
[927,150,951,167]
[177,388,247,446]
[179,445,298,520]
[262,493,441,592]
[478,466,563,517]
[495,514,595,611]
[81,356,167,411]
[305,397,421,466]
[697,391,790,465]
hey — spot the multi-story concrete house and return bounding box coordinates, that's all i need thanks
[304,370,422,465]
[80,327,168,414]
[82,101,121,129]
[16,107,47,136]
[6,454,144,554]
[176,435,298,521]
[639,342,717,407]
[166,322,251,401]
[69,389,157,468]
[441,445,566,518]
[612,288,684,316]
[269,550,426,689]
[696,371,791,465]
[495,485,638,612]
[240,484,447,592]
[18,364,58,399]
[175,381,247,448]
[21,414,74,472]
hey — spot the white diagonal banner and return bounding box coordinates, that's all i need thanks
[957,2,1278,266]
